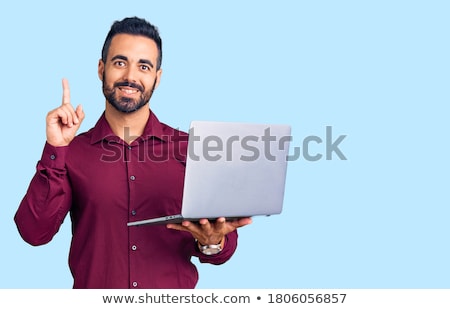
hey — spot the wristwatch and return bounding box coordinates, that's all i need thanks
[198,241,222,255]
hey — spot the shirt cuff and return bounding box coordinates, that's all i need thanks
[39,142,69,169]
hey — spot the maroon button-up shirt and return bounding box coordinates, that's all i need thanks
[14,111,238,289]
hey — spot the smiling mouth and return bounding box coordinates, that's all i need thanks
[118,87,139,95]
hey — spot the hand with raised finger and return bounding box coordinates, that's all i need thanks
[46,78,85,147]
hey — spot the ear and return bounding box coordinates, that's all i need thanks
[98,59,104,81]
[154,69,163,90]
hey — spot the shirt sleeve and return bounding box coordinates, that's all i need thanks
[14,142,72,246]
[193,229,239,265]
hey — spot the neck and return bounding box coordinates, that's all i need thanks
[105,103,150,144]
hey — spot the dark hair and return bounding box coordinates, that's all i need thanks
[101,16,162,70]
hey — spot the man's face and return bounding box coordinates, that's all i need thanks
[98,34,162,113]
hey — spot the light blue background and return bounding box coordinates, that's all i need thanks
[1,0,449,288]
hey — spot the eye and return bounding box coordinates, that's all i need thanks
[114,61,126,67]
[140,65,150,71]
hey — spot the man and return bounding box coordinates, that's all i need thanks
[14,16,252,289]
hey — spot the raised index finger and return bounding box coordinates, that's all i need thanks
[62,78,71,105]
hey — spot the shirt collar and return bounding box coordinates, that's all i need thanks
[89,110,168,145]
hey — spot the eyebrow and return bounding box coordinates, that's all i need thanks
[111,55,154,68]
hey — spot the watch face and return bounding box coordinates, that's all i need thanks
[201,244,222,255]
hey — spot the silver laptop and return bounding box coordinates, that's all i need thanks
[127,120,291,226]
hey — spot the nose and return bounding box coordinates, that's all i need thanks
[122,66,139,83]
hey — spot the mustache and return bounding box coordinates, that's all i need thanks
[113,81,144,93]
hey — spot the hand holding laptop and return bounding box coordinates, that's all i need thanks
[167,216,253,249]
[127,120,290,255]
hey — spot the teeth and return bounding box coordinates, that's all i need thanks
[120,88,137,94]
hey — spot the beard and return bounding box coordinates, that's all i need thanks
[102,74,157,113]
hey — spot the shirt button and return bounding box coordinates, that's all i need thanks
[132,281,138,288]
[131,245,137,251]
[50,154,56,160]
[131,210,137,216]
[128,146,132,150]
[130,175,136,181]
